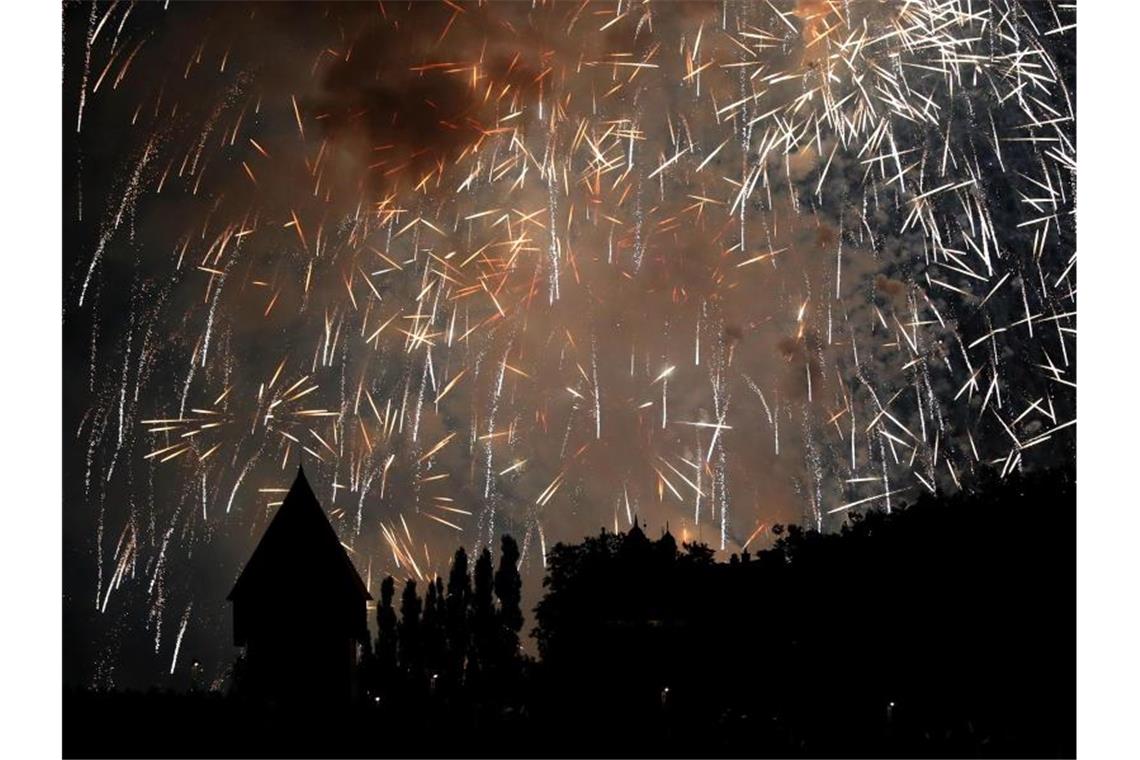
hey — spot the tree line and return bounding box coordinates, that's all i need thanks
[532,466,1075,757]
[358,534,525,704]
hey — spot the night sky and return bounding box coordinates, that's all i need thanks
[62,0,1076,690]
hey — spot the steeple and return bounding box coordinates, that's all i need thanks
[623,512,649,552]
[290,461,313,501]
[228,464,370,604]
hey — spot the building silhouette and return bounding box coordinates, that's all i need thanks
[228,464,371,704]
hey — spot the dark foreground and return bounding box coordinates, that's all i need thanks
[65,468,1074,759]
[64,684,1070,759]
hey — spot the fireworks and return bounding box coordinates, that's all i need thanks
[63,0,1076,687]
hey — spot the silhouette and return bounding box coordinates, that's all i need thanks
[397,578,423,684]
[226,464,371,705]
[372,575,399,696]
[468,546,497,684]
[66,466,1074,758]
[530,467,1075,757]
[355,539,528,711]
[421,575,446,687]
[493,535,524,682]
[444,547,472,690]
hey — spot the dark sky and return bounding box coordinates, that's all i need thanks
[63,0,1075,690]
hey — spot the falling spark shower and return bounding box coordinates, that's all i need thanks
[62,0,1076,688]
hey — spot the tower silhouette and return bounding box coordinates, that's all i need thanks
[228,465,371,704]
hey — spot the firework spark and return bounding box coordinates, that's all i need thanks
[64,0,1076,688]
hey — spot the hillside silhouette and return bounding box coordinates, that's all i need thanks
[65,466,1074,758]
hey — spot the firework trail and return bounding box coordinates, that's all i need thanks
[63,0,1076,688]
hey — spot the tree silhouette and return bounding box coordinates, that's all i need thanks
[374,575,398,695]
[528,467,1075,758]
[421,576,445,681]
[398,579,422,682]
[469,547,495,679]
[445,547,471,687]
[493,534,523,666]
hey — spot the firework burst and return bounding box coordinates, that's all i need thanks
[64,0,1075,688]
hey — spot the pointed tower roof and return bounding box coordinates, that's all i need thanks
[623,513,650,552]
[228,465,371,602]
